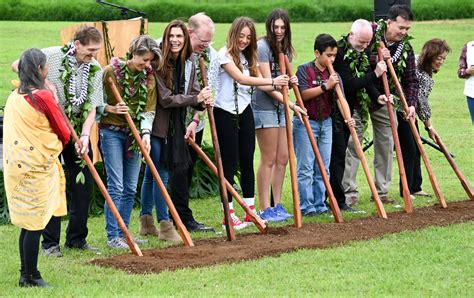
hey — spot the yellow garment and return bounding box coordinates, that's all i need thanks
[3,90,67,231]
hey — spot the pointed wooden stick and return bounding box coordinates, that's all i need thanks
[198,57,235,240]
[433,134,474,200]
[324,59,390,218]
[107,77,194,246]
[376,45,414,213]
[188,138,267,233]
[283,55,343,223]
[277,53,302,228]
[60,109,143,256]
[380,42,447,208]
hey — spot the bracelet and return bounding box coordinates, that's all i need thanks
[271,78,275,88]
[192,118,200,125]
[425,125,433,131]
[141,131,150,136]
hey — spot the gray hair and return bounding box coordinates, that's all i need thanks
[128,35,162,69]
[350,19,372,35]
[188,12,215,34]
[18,48,47,97]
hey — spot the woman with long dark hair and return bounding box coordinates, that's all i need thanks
[399,38,451,198]
[214,16,290,229]
[139,20,212,240]
[252,8,304,222]
[4,48,70,287]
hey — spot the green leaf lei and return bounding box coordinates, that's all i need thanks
[111,56,151,152]
[338,35,371,134]
[372,19,414,109]
[60,43,100,180]
[60,43,99,135]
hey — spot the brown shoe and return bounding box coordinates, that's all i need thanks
[379,196,396,204]
[139,215,159,236]
[346,196,358,206]
[159,220,182,242]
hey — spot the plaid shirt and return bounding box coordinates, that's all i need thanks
[42,46,103,115]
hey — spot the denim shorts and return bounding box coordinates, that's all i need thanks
[253,108,286,129]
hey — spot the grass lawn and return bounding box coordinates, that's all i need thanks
[0,19,473,295]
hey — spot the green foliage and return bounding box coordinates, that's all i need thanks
[0,0,472,23]
[189,141,219,199]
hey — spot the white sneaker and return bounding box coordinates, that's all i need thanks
[221,213,248,230]
[107,237,129,249]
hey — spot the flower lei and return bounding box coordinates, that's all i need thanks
[338,35,371,133]
[60,42,100,134]
[110,56,153,152]
[60,42,101,183]
[372,19,414,107]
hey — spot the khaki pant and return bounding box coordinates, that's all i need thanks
[342,105,397,198]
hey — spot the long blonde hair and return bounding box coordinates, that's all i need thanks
[226,17,258,77]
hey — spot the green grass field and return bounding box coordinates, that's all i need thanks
[0,20,473,295]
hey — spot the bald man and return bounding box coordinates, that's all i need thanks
[330,19,389,211]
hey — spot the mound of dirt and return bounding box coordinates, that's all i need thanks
[91,200,474,274]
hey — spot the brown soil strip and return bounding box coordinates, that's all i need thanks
[91,200,474,274]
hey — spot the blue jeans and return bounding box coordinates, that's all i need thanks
[140,135,170,222]
[100,128,142,241]
[293,117,332,214]
[467,96,474,124]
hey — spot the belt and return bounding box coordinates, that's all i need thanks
[99,123,129,133]
[308,116,330,122]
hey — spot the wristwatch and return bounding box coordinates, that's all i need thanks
[321,83,328,92]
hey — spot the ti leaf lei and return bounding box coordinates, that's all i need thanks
[60,42,100,184]
[195,48,210,88]
[60,42,100,135]
[111,56,152,152]
[338,35,371,133]
[372,19,414,109]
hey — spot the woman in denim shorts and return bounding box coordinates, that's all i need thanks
[252,9,305,222]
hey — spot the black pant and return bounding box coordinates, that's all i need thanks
[19,228,42,277]
[42,141,92,249]
[397,112,422,196]
[169,129,204,224]
[214,106,256,201]
[329,117,350,208]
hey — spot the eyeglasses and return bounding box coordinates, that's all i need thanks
[195,34,213,46]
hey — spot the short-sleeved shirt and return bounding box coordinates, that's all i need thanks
[252,39,292,111]
[184,46,218,132]
[296,61,333,120]
[215,46,253,114]
[42,46,103,115]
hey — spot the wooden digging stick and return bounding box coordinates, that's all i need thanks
[382,51,448,208]
[283,55,343,223]
[107,77,195,246]
[60,109,143,256]
[324,59,391,217]
[187,138,267,233]
[198,57,235,240]
[376,45,414,212]
[433,134,474,200]
[277,53,302,228]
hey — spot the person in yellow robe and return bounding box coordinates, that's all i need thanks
[4,48,70,287]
